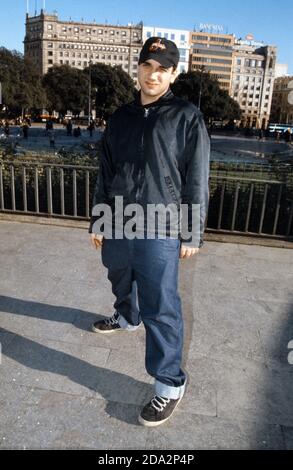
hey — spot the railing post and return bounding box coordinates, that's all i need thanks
[10,164,16,212]
[272,185,283,236]
[258,183,268,235]
[86,170,90,219]
[0,164,4,210]
[245,183,254,233]
[231,182,240,232]
[22,166,27,212]
[46,166,53,215]
[60,168,65,216]
[73,169,77,217]
[34,167,39,213]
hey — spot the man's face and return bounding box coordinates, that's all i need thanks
[138,59,177,99]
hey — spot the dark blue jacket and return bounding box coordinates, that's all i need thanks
[89,88,210,248]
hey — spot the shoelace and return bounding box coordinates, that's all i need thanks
[150,395,171,412]
[105,313,119,326]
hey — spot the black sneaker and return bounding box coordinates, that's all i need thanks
[138,393,184,427]
[91,311,122,334]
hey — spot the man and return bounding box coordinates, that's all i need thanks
[88,37,210,427]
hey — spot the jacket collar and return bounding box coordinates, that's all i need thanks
[132,88,175,110]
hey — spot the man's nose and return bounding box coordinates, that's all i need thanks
[149,72,158,81]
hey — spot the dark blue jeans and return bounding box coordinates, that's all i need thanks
[101,237,186,399]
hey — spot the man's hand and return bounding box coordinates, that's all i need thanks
[180,244,199,259]
[90,233,104,249]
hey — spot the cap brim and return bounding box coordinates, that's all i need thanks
[139,53,175,68]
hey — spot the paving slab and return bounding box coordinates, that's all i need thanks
[0,219,293,449]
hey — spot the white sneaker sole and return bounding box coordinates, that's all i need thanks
[138,393,184,427]
[91,324,124,334]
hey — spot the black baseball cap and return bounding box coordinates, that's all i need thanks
[138,36,180,69]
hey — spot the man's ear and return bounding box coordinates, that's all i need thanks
[170,68,178,83]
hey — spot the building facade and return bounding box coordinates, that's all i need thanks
[275,63,289,79]
[270,76,293,124]
[231,40,277,128]
[189,31,235,91]
[24,10,143,82]
[143,26,190,74]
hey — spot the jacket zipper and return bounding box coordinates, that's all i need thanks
[135,108,149,201]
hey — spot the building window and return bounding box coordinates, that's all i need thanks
[47,24,52,30]
[48,59,53,64]
[180,34,185,41]
[164,33,168,38]
[237,59,241,65]
[48,51,53,56]
[171,33,175,40]
[147,31,151,38]
[48,43,53,48]
[157,32,162,37]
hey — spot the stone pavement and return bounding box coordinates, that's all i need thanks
[0,219,293,449]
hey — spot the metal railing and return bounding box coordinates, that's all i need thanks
[0,160,292,240]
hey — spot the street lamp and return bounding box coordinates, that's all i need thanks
[88,61,92,126]
[197,65,205,110]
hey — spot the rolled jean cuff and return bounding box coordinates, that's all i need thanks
[155,379,186,400]
[117,312,141,331]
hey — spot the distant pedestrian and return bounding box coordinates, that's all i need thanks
[66,120,73,136]
[275,130,280,142]
[284,128,292,143]
[88,120,95,138]
[4,121,10,137]
[48,129,55,148]
[73,126,81,138]
[258,129,264,141]
[22,122,29,139]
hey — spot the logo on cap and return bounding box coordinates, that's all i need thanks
[149,39,167,52]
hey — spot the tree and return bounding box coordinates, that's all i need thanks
[0,47,46,117]
[171,70,241,122]
[42,65,88,116]
[86,63,136,120]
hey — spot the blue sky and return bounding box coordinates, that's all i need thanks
[1,0,292,73]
